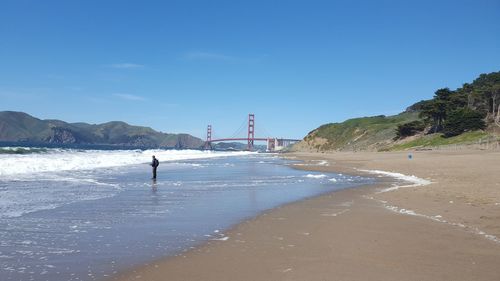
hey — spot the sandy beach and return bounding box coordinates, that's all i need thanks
[112,150,500,281]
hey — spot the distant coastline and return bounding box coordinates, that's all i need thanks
[0,111,204,149]
[0,141,184,151]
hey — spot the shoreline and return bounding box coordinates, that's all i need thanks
[110,150,500,281]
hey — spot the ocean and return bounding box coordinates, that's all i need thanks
[0,147,372,281]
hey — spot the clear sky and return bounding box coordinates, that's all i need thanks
[1,0,499,140]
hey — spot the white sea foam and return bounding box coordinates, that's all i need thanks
[357,169,432,192]
[304,174,327,179]
[0,146,40,151]
[321,209,350,217]
[361,169,499,244]
[212,236,229,241]
[0,149,254,218]
[0,176,120,218]
[384,204,500,244]
[0,149,255,177]
[293,160,329,167]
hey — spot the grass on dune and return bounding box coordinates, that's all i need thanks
[388,131,491,151]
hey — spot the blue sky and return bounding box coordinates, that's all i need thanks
[1,0,499,140]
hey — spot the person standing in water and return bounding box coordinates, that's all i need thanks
[150,155,159,179]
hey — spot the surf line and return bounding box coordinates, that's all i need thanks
[358,169,500,245]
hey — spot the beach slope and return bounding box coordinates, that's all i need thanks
[112,150,500,281]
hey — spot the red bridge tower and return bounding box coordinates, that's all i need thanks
[247,114,255,150]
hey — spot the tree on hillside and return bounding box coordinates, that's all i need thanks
[461,83,474,109]
[471,72,500,125]
[442,108,486,137]
[418,72,500,133]
[394,120,425,140]
[489,84,500,126]
[419,88,453,133]
[434,88,453,101]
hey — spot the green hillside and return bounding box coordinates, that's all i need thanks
[294,71,500,152]
[387,131,495,151]
[0,111,204,149]
[294,112,420,151]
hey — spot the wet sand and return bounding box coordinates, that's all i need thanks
[112,150,500,281]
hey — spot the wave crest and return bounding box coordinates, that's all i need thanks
[0,149,255,177]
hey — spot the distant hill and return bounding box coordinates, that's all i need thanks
[294,71,500,152]
[0,111,204,149]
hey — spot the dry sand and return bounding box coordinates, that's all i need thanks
[112,150,500,281]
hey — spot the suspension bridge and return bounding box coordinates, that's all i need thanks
[203,114,301,151]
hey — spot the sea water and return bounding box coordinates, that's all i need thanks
[0,148,372,281]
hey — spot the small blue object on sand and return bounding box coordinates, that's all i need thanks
[408,153,413,160]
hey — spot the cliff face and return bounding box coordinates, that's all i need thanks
[174,134,204,149]
[0,111,204,148]
[45,127,79,144]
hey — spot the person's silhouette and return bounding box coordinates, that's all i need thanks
[150,155,159,179]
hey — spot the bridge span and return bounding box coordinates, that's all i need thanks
[204,114,301,151]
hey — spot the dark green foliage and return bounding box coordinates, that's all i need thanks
[434,88,453,100]
[442,109,486,138]
[394,120,425,140]
[419,98,448,132]
[419,88,457,132]
[418,71,500,134]
[462,72,500,117]
[405,100,427,112]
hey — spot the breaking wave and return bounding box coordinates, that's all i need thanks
[0,148,255,177]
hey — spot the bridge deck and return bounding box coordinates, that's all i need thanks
[209,138,300,142]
